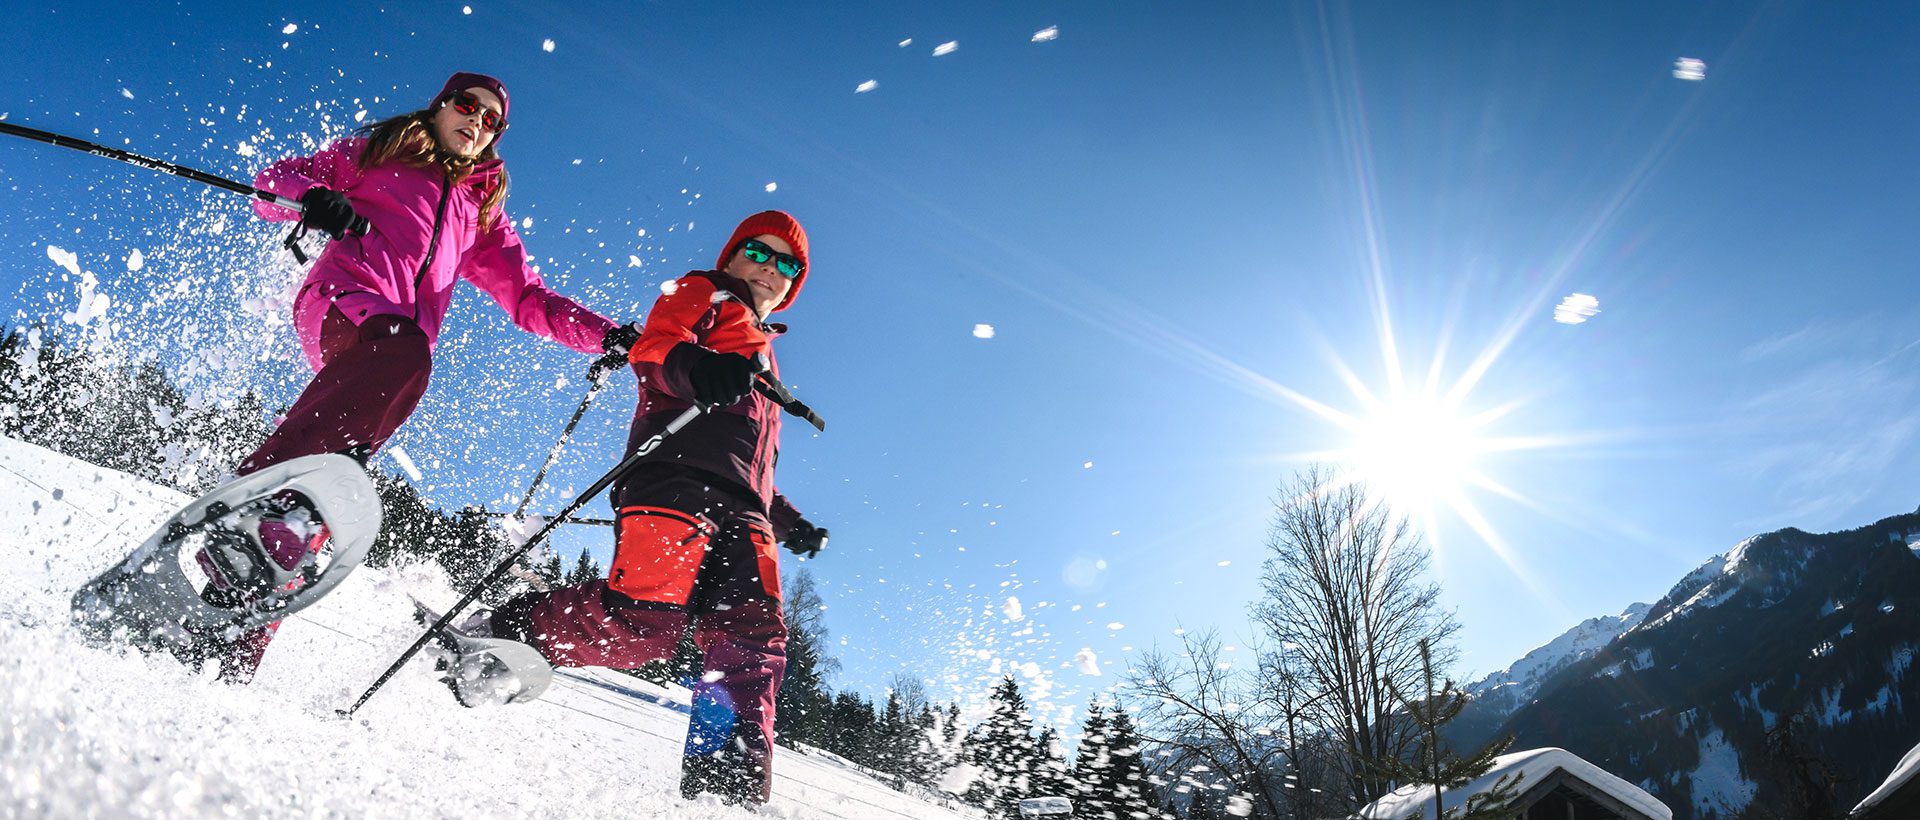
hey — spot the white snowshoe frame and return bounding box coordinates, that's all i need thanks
[413,599,554,707]
[71,454,380,649]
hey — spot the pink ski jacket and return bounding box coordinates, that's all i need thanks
[252,137,614,370]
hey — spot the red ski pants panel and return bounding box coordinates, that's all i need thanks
[607,506,715,607]
[236,309,433,475]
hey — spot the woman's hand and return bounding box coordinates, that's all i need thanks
[298,187,367,239]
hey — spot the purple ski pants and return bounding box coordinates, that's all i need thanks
[209,308,432,682]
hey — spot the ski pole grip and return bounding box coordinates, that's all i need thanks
[587,352,627,381]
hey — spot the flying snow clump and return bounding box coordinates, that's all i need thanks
[1673,58,1707,81]
[1003,596,1024,621]
[1032,26,1059,42]
[120,88,135,100]
[542,39,556,53]
[45,245,80,277]
[282,23,298,35]
[1075,648,1100,676]
[764,182,778,193]
[1554,293,1601,325]
[855,80,878,94]
[972,323,995,339]
[387,446,424,482]
[126,249,144,271]
[933,41,958,57]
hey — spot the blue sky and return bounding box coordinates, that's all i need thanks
[5,1,1920,725]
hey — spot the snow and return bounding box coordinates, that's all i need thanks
[856,80,878,94]
[126,248,145,271]
[1673,58,1707,81]
[1856,738,1920,815]
[1688,725,1755,817]
[1467,603,1649,712]
[765,182,779,193]
[933,41,958,57]
[1003,596,1024,621]
[972,324,995,339]
[1073,648,1099,676]
[542,39,556,52]
[1553,293,1600,324]
[1031,27,1059,43]
[385,445,424,482]
[0,436,983,819]
[1354,747,1670,819]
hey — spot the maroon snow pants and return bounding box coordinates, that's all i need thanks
[211,309,433,682]
[490,466,789,806]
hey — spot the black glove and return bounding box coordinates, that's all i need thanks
[784,519,828,558]
[602,322,641,356]
[298,187,365,239]
[688,351,759,407]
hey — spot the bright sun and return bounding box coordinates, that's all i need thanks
[1347,393,1483,518]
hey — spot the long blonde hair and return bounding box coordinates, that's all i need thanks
[356,109,509,232]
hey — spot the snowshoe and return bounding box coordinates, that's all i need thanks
[412,598,553,707]
[70,454,380,655]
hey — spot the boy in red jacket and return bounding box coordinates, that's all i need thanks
[486,211,828,806]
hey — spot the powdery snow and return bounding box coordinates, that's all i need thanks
[0,436,983,819]
[1688,726,1756,817]
[1857,738,1920,814]
[1353,747,1670,819]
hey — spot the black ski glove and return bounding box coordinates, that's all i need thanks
[298,187,365,239]
[785,519,828,558]
[602,322,642,357]
[688,351,759,407]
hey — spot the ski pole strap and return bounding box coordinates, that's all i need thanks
[282,224,311,264]
[754,374,825,432]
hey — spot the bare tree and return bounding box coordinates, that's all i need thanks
[1126,629,1289,819]
[1252,464,1460,806]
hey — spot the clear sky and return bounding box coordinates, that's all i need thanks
[4,1,1919,728]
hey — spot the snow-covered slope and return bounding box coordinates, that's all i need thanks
[0,436,982,819]
[1463,602,1652,718]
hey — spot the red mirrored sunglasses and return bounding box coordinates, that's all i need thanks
[439,91,507,133]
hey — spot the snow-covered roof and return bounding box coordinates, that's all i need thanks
[1353,747,1671,820]
[1854,738,1920,815]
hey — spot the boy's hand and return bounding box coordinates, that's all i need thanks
[689,351,760,407]
[785,519,828,558]
[601,322,641,356]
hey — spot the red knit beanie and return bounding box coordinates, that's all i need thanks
[717,210,810,313]
[432,71,510,134]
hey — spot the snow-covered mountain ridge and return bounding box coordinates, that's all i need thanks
[0,435,982,819]
[1462,601,1651,717]
[1472,514,1920,818]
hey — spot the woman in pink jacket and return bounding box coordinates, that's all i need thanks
[200,71,621,681]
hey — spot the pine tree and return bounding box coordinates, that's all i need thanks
[776,568,837,749]
[1033,726,1073,800]
[1104,707,1158,820]
[565,546,601,586]
[961,676,1043,818]
[1073,700,1116,819]
[1368,639,1521,820]
[536,550,564,588]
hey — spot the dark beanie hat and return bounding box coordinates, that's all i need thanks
[432,71,510,130]
[717,210,810,313]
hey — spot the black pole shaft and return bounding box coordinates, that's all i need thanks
[509,355,624,520]
[0,120,305,210]
[339,402,706,718]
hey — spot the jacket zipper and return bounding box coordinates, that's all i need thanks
[412,172,454,321]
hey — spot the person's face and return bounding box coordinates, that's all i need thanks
[432,86,504,158]
[724,234,797,317]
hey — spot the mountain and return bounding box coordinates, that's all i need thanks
[1477,514,1920,819]
[1448,602,1653,749]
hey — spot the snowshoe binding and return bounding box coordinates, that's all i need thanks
[70,454,380,657]
[412,598,553,707]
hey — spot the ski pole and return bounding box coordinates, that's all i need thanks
[0,120,370,236]
[488,352,627,592]
[339,401,710,718]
